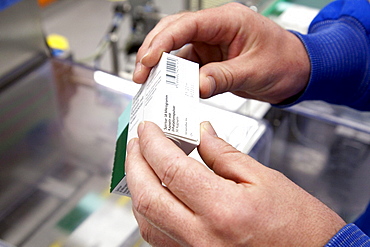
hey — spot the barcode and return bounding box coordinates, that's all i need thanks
[166,56,178,86]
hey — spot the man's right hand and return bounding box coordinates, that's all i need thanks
[133,2,310,104]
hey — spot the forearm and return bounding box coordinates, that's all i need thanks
[279,0,370,111]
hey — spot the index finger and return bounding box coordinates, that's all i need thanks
[133,13,186,84]
[136,12,186,64]
[134,4,244,83]
[125,138,198,244]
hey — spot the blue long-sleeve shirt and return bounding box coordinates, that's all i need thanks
[285,0,370,111]
[281,0,370,245]
[0,0,22,11]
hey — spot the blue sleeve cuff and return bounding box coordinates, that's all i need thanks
[0,0,22,11]
[277,0,370,111]
[325,223,370,247]
[355,203,370,236]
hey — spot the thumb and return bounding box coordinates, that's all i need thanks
[198,122,263,183]
[199,56,251,99]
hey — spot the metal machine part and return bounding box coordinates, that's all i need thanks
[93,2,131,75]
[92,0,162,75]
[125,0,161,55]
[0,0,48,91]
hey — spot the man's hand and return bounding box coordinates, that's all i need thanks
[133,2,310,104]
[126,121,345,246]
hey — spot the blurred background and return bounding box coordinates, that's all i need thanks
[1,0,369,246]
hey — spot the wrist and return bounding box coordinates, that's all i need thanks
[264,29,311,104]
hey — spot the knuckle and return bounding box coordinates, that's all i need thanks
[139,222,153,244]
[157,16,171,28]
[137,45,147,57]
[133,190,154,219]
[267,167,285,181]
[159,12,186,29]
[224,1,240,9]
[160,155,185,187]
[140,133,151,150]
[216,63,235,93]
[214,145,244,165]
[207,207,239,236]
[161,13,176,22]
[225,1,249,13]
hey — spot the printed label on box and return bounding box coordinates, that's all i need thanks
[111,52,200,196]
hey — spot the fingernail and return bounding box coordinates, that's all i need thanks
[207,76,216,95]
[137,121,145,136]
[127,138,137,152]
[141,47,152,63]
[134,62,142,75]
[201,121,218,137]
[201,75,216,98]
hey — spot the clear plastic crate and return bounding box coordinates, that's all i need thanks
[266,101,370,222]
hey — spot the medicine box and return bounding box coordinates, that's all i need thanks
[111,52,200,196]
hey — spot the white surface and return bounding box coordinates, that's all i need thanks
[189,103,265,163]
[66,200,137,247]
[94,70,140,96]
[94,70,266,156]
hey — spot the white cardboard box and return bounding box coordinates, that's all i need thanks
[111,52,200,196]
